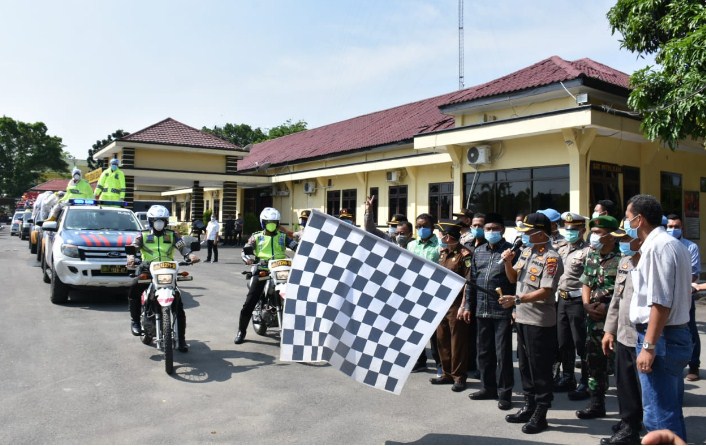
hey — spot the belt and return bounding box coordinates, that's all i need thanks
[635,323,688,332]
[110,188,122,193]
[559,289,582,300]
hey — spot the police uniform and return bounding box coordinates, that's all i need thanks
[63,178,94,201]
[576,215,620,420]
[555,212,590,393]
[95,165,126,202]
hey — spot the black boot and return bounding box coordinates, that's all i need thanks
[568,383,590,400]
[131,321,141,336]
[522,405,548,434]
[553,372,577,392]
[234,330,246,344]
[506,398,536,424]
[600,424,641,445]
[576,394,606,419]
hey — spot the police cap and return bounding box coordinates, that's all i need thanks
[561,212,587,224]
[386,213,407,225]
[516,213,552,235]
[436,219,462,240]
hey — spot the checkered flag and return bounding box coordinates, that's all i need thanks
[280,210,466,394]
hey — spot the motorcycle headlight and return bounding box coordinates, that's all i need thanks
[156,274,174,284]
[60,243,80,258]
[275,271,290,281]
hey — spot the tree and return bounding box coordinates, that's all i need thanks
[202,119,307,148]
[88,129,130,169]
[0,116,68,199]
[607,0,706,149]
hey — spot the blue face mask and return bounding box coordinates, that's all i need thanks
[564,229,581,244]
[439,238,448,249]
[521,233,533,248]
[667,228,682,239]
[619,241,636,256]
[623,217,639,239]
[418,227,432,240]
[471,227,484,239]
[341,219,353,225]
[484,231,503,245]
[299,219,307,227]
[110,164,118,171]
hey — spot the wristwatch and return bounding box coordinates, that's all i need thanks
[514,295,522,305]
[642,341,656,350]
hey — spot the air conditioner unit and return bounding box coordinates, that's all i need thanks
[466,145,491,165]
[386,171,401,182]
[303,181,316,194]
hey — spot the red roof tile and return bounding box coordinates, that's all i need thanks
[238,92,457,171]
[31,179,69,192]
[121,118,241,151]
[443,56,630,106]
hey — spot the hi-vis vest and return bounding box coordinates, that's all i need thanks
[254,231,287,261]
[63,179,93,201]
[140,230,176,263]
[95,169,126,200]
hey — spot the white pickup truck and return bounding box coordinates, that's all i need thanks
[41,201,143,304]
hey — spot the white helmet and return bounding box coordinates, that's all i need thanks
[72,167,81,177]
[147,205,169,230]
[260,207,280,228]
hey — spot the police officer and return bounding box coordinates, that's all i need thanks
[500,213,564,434]
[555,212,590,395]
[127,205,199,351]
[364,195,406,243]
[94,158,126,202]
[235,207,298,344]
[538,208,565,250]
[292,209,311,242]
[62,168,93,201]
[576,215,620,419]
[600,228,643,445]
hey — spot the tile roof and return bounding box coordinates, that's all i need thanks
[31,179,69,192]
[238,92,457,171]
[120,118,240,151]
[443,56,630,106]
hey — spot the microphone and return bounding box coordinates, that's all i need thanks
[497,238,523,264]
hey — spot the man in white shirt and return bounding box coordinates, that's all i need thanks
[624,194,693,442]
[205,215,220,263]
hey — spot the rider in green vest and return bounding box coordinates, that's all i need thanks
[126,205,199,351]
[234,207,298,344]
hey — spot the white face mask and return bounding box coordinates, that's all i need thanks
[73,174,80,181]
[153,220,166,231]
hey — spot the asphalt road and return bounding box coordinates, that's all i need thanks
[1,230,705,444]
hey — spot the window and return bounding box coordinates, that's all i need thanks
[369,187,379,222]
[590,162,622,215]
[388,185,408,222]
[622,167,640,210]
[464,166,569,224]
[326,190,340,216]
[342,189,357,214]
[429,182,454,220]
[660,171,682,216]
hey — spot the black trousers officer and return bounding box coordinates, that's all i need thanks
[477,317,514,401]
[615,341,642,430]
[557,295,587,386]
[235,278,266,343]
[517,323,557,407]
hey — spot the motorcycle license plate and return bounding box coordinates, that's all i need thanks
[156,262,177,269]
[269,259,291,268]
[100,265,128,274]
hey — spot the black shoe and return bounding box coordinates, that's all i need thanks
[469,388,498,400]
[411,360,427,373]
[600,425,641,445]
[567,383,590,401]
[451,381,467,392]
[177,341,189,353]
[498,399,512,410]
[205,259,211,262]
[506,403,536,423]
[131,322,141,336]
[212,260,218,263]
[522,406,549,434]
[553,373,577,392]
[576,397,606,419]
[234,331,245,344]
[611,420,624,434]
[429,376,454,385]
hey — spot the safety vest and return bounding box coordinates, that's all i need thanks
[140,230,176,263]
[63,179,94,201]
[95,168,126,200]
[254,231,287,261]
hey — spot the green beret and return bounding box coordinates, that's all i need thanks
[589,215,619,230]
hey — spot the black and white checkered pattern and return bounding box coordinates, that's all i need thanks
[280,210,466,394]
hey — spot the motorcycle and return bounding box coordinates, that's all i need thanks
[242,255,291,336]
[125,245,193,375]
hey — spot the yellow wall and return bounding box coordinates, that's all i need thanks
[135,148,225,172]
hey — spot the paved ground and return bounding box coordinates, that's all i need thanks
[1,230,704,444]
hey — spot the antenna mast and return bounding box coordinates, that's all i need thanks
[458,0,464,90]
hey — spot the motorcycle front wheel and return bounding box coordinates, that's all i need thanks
[162,307,174,375]
[252,301,267,336]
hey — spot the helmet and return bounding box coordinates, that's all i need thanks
[72,167,81,177]
[109,158,120,166]
[260,207,280,229]
[147,205,169,230]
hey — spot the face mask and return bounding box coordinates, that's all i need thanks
[396,235,408,246]
[110,165,117,171]
[589,233,604,250]
[211,217,216,221]
[299,219,307,227]
[471,227,484,239]
[667,228,682,239]
[564,229,581,243]
[439,238,448,249]
[153,220,165,231]
[484,231,503,245]
[521,233,533,248]
[73,174,81,181]
[592,212,601,219]
[341,219,353,225]
[418,227,432,240]
[619,241,636,256]
[265,222,277,232]
[623,216,639,239]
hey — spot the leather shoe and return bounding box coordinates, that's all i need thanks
[506,404,536,423]
[498,399,512,410]
[429,376,454,385]
[234,331,246,344]
[177,342,189,353]
[131,321,141,336]
[567,383,590,401]
[611,420,624,433]
[451,381,467,392]
[469,388,498,400]
[600,426,641,445]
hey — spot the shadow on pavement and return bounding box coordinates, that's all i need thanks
[386,433,547,445]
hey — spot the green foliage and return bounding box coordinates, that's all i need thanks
[607,0,706,149]
[88,129,130,169]
[266,119,308,140]
[202,208,212,225]
[202,119,307,148]
[0,116,68,199]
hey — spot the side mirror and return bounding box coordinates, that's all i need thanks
[124,245,137,255]
[28,218,34,224]
[42,221,58,232]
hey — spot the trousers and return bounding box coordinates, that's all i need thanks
[477,317,514,400]
[436,300,469,382]
[615,341,642,428]
[557,296,587,381]
[517,323,556,407]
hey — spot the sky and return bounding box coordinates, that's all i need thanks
[0,0,653,159]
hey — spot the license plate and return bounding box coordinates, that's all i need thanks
[269,259,291,268]
[156,262,177,269]
[100,265,128,274]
